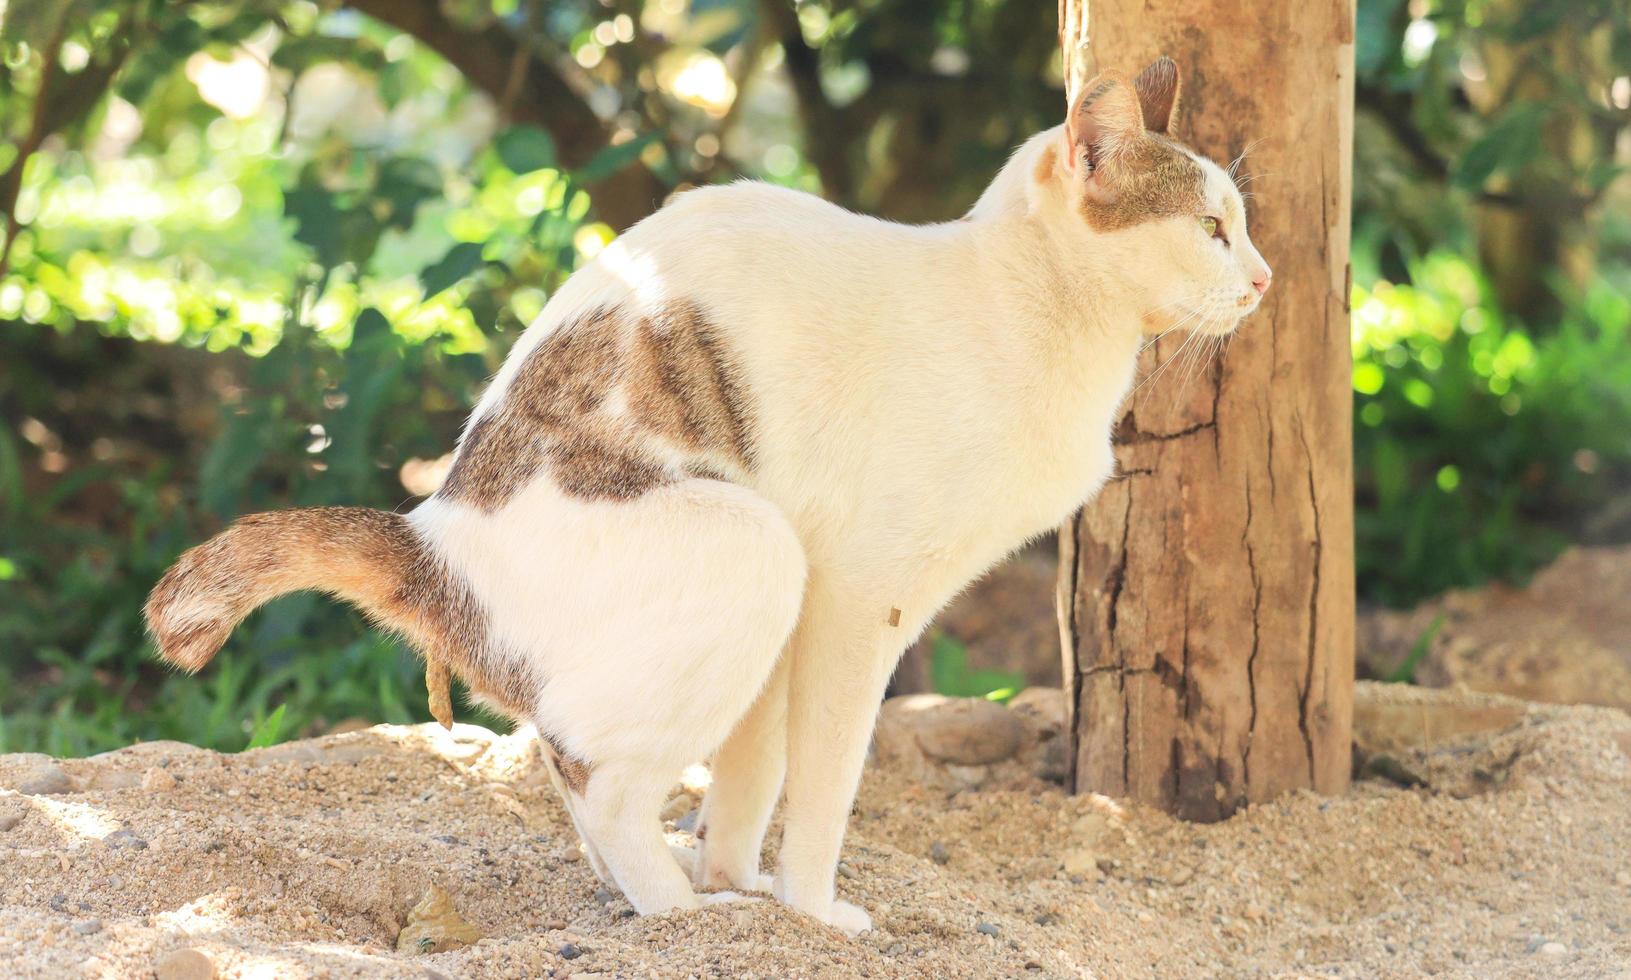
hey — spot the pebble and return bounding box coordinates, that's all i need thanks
[395,885,483,954]
[18,764,74,796]
[1615,870,1631,887]
[593,888,615,905]
[104,829,149,850]
[142,767,178,792]
[0,813,22,832]
[899,696,1025,765]
[560,942,583,960]
[976,922,999,937]
[930,841,950,865]
[72,919,103,935]
[1537,942,1567,957]
[1062,848,1097,877]
[155,947,216,980]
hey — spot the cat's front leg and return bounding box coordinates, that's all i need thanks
[772,581,898,936]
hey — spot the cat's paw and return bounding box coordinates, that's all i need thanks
[699,890,761,907]
[827,899,872,937]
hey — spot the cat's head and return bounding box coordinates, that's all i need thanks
[1052,58,1270,336]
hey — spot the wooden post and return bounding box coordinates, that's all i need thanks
[1056,0,1356,821]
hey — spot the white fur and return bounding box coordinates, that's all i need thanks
[408,123,1267,931]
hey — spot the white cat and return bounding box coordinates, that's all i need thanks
[145,58,1269,935]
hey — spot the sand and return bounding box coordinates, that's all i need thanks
[2,682,1628,978]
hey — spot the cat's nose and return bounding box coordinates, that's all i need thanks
[1251,268,1272,296]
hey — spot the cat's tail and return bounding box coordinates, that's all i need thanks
[144,506,435,672]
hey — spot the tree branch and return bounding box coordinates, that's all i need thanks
[342,0,665,229]
[0,13,135,279]
[1354,80,1523,208]
[757,0,855,202]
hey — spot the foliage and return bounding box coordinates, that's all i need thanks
[1352,252,1631,605]
[1353,0,1631,318]
[927,633,1025,703]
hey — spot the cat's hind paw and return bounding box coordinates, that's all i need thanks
[827,899,872,937]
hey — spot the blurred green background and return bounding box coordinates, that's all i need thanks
[1,0,1627,755]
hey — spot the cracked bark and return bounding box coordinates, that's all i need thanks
[1056,0,1356,821]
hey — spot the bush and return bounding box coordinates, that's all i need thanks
[1353,252,1631,606]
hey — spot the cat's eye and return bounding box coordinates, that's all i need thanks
[1200,216,1227,243]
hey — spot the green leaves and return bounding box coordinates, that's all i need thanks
[285,156,446,276]
[1453,102,1549,191]
[0,0,97,51]
[246,703,287,749]
[271,35,386,75]
[575,132,662,184]
[928,633,1025,703]
[495,125,558,175]
[283,171,374,274]
[419,242,487,298]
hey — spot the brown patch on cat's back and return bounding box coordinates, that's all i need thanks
[1083,135,1207,232]
[439,300,756,510]
[546,428,672,500]
[626,302,755,465]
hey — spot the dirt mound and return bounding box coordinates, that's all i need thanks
[1360,544,1631,712]
[2,683,1629,977]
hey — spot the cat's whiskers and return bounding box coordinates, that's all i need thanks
[1165,322,1218,415]
[1227,138,1266,183]
[1167,331,1232,421]
[1131,317,1206,401]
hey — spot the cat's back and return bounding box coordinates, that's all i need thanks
[614,180,942,283]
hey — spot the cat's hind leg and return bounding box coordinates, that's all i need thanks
[468,477,806,915]
[693,654,789,892]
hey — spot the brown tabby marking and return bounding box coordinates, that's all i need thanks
[1082,133,1206,232]
[144,507,538,719]
[440,301,755,511]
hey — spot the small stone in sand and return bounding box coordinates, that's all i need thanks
[930,841,950,865]
[395,885,483,954]
[155,948,216,980]
[1537,942,1568,957]
[1062,848,1097,877]
[142,767,178,792]
[18,764,73,796]
[0,813,21,832]
[71,919,102,935]
[976,922,999,937]
[104,829,148,850]
[560,942,583,960]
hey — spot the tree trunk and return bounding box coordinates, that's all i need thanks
[1056,0,1356,821]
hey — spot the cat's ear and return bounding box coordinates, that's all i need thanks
[1065,71,1145,187]
[1132,57,1182,135]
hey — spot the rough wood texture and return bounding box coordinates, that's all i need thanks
[1056,0,1357,821]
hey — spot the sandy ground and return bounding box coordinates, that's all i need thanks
[2,683,1629,979]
